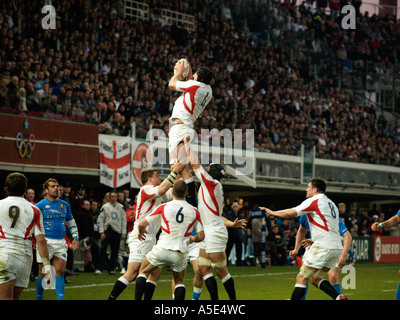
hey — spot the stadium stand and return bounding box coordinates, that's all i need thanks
[1,0,400,167]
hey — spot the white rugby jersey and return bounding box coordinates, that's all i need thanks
[194,166,225,231]
[294,193,343,249]
[132,184,173,236]
[147,200,203,253]
[0,196,45,255]
[170,80,212,126]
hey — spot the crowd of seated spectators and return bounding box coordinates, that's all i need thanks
[1,0,400,166]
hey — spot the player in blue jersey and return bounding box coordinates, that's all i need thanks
[35,178,80,300]
[371,209,400,300]
[290,214,352,299]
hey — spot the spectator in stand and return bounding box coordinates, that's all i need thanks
[223,201,246,266]
[90,200,101,271]
[25,188,36,204]
[338,203,352,231]
[267,224,287,266]
[96,190,127,275]
[74,199,96,272]
[117,190,129,211]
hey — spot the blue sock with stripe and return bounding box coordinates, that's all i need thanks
[300,282,308,300]
[35,276,44,300]
[331,283,341,300]
[55,276,65,300]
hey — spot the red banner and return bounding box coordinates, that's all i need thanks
[373,236,400,263]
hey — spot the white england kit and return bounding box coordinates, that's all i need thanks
[294,193,343,269]
[145,200,203,272]
[127,184,172,263]
[0,196,45,287]
[169,80,212,154]
[194,166,227,253]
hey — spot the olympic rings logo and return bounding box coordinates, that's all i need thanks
[16,132,36,158]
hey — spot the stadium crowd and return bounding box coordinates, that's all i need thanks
[1,0,400,166]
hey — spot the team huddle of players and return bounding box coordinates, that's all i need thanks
[1,61,400,301]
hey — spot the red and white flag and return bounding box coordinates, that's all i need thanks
[99,134,131,188]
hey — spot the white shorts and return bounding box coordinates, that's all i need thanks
[168,123,196,162]
[202,227,228,254]
[128,234,156,263]
[302,242,342,270]
[36,238,68,263]
[0,248,32,288]
[146,244,188,272]
[188,241,201,261]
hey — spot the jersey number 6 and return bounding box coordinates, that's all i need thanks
[176,207,184,223]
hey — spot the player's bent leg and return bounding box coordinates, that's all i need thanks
[123,262,140,283]
[198,250,218,300]
[108,262,141,300]
[313,267,344,300]
[12,286,24,300]
[291,266,316,300]
[173,270,186,300]
[0,280,15,300]
[35,263,45,300]
[191,260,203,300]
[135,258,158,300]
[209,251,236,300]
[327,268,341,297]
[52,256,66,300]
[144,267,162,300]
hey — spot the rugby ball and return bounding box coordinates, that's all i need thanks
[174,58,190,80]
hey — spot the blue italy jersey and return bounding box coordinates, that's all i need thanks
[397,210,400,218]
[299,214,348,237]
[36,198,74,240]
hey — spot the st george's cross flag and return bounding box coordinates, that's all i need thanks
[99,134,131,188]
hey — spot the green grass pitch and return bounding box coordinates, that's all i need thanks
[20,263,400,300]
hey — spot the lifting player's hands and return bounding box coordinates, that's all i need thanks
[174,60,192,81]
[171,160,186,174]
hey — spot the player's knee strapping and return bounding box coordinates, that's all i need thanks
[211,259,227,269]
[314,269,327,279]
[198,256,212,267]
[299,265,317,279]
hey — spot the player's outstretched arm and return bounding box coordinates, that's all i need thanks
[371,214,400,231]
[223,217,247,229]
[259,207,297,219]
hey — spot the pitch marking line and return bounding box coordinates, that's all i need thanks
[25,271,299,292]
